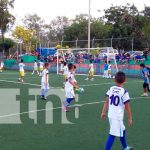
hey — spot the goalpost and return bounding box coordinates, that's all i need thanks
[56,47,118,76]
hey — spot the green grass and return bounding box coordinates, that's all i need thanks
[0,70,149,150]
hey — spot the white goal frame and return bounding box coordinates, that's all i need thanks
[56,47,118,75]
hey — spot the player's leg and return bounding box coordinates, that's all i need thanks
[120,130,134,150]
[32,69,35,75]
[141,82,148,96]
[63,88,75,111]
[105,134,115,150]
[119,121,134,150]
[91,71,94,81]
[41,83,49,100]
[108,70,111,78]
[63,98,74,112]
[120,130,127,149]
[103,70,107,78]
[146,77,150,92]
[37,70,39,75]
[39,68,42,76]
[85,71,90,80]
[43,83,49,100]
[147,83,150,92]
[0,67,3,72]
[19,71,24,82]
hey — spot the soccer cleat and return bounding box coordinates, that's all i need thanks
[41,95,47,100]
[141,93,148,97]
[63,107,70,112]
[85,78,89,81]
[123,146,134,150]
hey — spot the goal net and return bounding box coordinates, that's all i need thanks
[56,47,118,77]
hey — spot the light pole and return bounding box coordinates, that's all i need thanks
[88,0,91,52]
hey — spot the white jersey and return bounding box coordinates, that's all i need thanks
[34,62,38,68]
[60,64,64,71]
[19,63,25,71]
[41,69,49,83]
[39,62,44,68]
[89,63,94,71]
[108,64,111,70]
[63,66,68,75]
[65,72,74,89]
[106,86,130,121]
[72,71,77,83]
[0,62,4,67]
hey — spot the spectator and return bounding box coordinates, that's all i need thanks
[143,50,149,61]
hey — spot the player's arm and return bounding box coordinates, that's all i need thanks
[45,72,49,84]
[101,97,109,120]
[69,79,79,88]
[144,71,150,83]
[125,103,132,127]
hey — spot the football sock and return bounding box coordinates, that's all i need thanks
[120,130,127,149]
[44,89,49,97]
[105,134,115,150]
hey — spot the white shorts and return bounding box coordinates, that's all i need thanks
[65,87,75,98]
[41,82,50,90]
[104,70,108,74]
[109,118,125,137]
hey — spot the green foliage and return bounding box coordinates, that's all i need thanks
[0,38,15,51]
[0,0,15,35]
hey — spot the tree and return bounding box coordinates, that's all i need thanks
[23,14,44,44]
[63,14,112,47]
[0,0,15,53]
[103,3,150,49]
[0,38,15,55]
[47,16,71,41]
[13,26,34,52]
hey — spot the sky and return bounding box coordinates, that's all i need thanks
[13,0,150,24]
[6,0,150,37]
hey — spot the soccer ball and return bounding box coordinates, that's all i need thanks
[78,87,84,93]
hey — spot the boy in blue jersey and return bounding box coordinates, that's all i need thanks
[101,71,133,150]
[103,61,108,78]
[140,63,150,96]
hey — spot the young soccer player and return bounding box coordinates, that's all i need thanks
[140,63,150,96]
[0,61,4,72]
[32,60,39,75]
[18,59,25,82]
[39,60,44,76]
[103,61,108,78]
[107,61,112,79]
[62,62,68,86]
[41,63,49,100]
[85,60,94,81]
[101,71,133,150]
[60,61,64,75]
[63,63,78,112]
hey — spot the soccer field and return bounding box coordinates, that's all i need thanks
[0,70,149,150]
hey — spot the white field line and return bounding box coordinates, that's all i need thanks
[80,80,143,87]
[0,79,41,87]
[0,96,149,119]
[0,77,39,80]
[0,79,143,88]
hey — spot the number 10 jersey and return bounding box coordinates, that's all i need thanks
[106,86,130,121]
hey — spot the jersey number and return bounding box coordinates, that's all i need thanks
[110,94,120,106]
